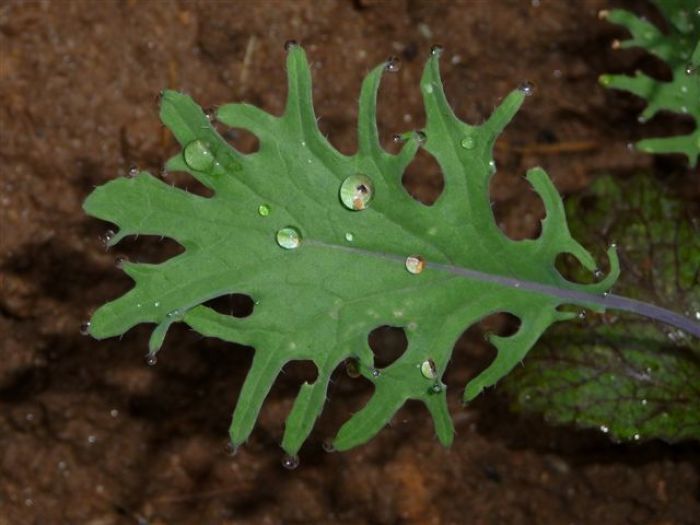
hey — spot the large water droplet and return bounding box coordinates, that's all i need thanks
[80,321,91,336]
[281,454,299,470]
[344,232,354,242]
[145,353,158,366]
[385,56,400,73]
[284,40,298,51]
[460,136,475,150]
[276,227,302,249]
[184,140,215,172]
[258,204,270,217]
[405,255,425,275]
[420,358,437,380]
[339,174,374,211]
[518,81,535,96]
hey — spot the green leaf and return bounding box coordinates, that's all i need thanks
[599,1,700,166]
[84,46,619,455]
[504,174,700,442]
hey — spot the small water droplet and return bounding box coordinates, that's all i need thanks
[420,358,437,380]
[430,44,443,57]
[110,409,119,418]
[322,439,336,453]
[488,159,496,173]
[87,435,97,444]
[204,107,216,122]
[460,136,475,149]
[345,359,361,378]
[405,255,425,275]
[128,165,139,178]
[680,85,688,93]
[602,291,610,298]
[115,255,128,268]
[284,40,298,51]
[415,130,427,144]
[423,83,434,94]
[276,227,302,250]
[600,425,609,433]
[371,368,381,378]
[626,142,635,152]
[101,229,115,247]
[183,140,215,172]
[633,433,640,441]
[593,268,603,279]
[258,204,270,217]
[430,383,443,393]
[611,39,621,50]
[154,301,160,308]
[578,310,587,320]
[281,454,299,470]
[637,115,647,124]
[598,9,609,19]
[518,81,535,96]
[641,399,648,406]
[80,321,91,336]
[145,353,158,366]
[226,442,239,456]
[345,232,354,242]
[685,64,696,75]
[385,56,400,73]
[339,174,374,211]
[610,241,617,249]
[392,134,404,143]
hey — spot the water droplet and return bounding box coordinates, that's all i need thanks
[258,204,270,217]
[685,64,696,75]
[518,81,535,96]
[460,136,475,149]
[101,229,115,247]
[225,442,238,456]
[602,291,610,298]
[415,130,427,144]
[115,255,128,268]
[578,310,587,320]
[284,40,298,51]
[183,140,215,172]
[420,359,437,380]
[128,165,138,178]
[641,399,648,406]
[339,174,374,211]
[371,368,381,378]
[598,9,609,19]
[593,268,603,279]
[322,439,336,453]
[610,241,617,249]
[430,383,443,393]
[281,454,299,470]
[488,159,496,173]
[405,255,425,275]
[633,433,640,441]
[430,44,443,57]
[385,56,400,73]
[204,107,216,122]
[600,425,609,433]
[80,321,91,336]
[626,142,635,152]
[392,134,404,144]
[87,435,97,444]
[345,359,361,378]
[154,301,160,308]
[423,83,434,94]
[344,232,354,242]
[695,311,700,320]
[611,39,621,50]
[681,85,689,93]
[276,227,302,250]
[637,115,647,124]
[110,409,119,418]
[145,353,158,366]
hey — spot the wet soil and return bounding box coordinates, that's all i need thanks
[1,0,698,524]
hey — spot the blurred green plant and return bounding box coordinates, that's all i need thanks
[504,174,700,442]
[599,1,700,166]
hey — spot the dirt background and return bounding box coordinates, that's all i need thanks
[1,0,698,524]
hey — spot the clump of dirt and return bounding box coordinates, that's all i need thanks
[1,1,697,523]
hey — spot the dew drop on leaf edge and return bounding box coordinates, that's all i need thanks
[420,358,437,379]
[385,56,400,73]
[339,174,374,211]
[183,139,215,172]
[80,321,91,336]
[282,454,299,469]
[276,227,302,250]
[145,353,158,366]
[518,81,535,96]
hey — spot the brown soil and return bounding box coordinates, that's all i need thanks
[1,0,698,524]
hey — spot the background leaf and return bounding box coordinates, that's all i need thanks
[504,174,700,442]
